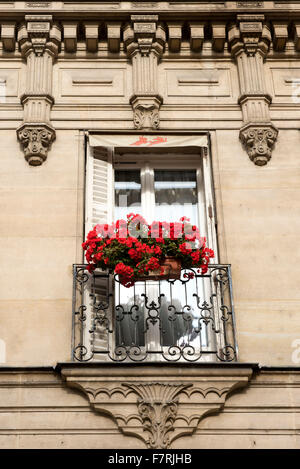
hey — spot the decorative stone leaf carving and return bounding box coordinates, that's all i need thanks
[123,383,191,449]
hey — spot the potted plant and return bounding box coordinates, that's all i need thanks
[82,213,215,288]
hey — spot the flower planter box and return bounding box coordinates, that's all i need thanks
[121,257,182,283]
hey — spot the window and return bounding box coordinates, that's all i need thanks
[84,134,218,257]
[74,135,237,363]
[115,167,199,225]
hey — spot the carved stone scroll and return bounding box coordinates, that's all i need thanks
[124,15,165,129]
[17,15,61,166]
[229,15,278,165]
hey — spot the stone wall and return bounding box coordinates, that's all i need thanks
[0,0,300,449]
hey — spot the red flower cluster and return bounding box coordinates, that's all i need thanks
[114,263,134,288]
[82,214,214,287]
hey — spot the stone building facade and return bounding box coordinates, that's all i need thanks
[0,0,300,449]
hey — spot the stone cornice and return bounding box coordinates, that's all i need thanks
[0,6,298,56]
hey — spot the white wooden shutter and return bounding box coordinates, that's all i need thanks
[84,143,114,360]
[85,145,114,237]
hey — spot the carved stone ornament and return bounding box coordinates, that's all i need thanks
[17,124,55,166]
[131,95,162,130]
[124,383,191,449]
[17,16,61,166]
[59,363,254,449]
[125,16,165,130]
[239,123,278,166]
[229,17,278,165]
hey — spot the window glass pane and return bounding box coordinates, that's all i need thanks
[154,170,198,225]
[114,170,141,220]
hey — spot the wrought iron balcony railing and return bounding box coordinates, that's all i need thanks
[72,264,238,363]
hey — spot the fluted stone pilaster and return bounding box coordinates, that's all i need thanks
[229,15,278,166]
[124,16,165,130]
[17,16,61,166]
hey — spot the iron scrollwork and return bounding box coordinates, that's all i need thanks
[72,264,237,363]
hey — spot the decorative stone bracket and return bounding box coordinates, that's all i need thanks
[240,123,278,166]
[16,15,61,166]
[17,124,56,167]
[124,15,165,130]
[229,15,278,165]
[59,364,254,449]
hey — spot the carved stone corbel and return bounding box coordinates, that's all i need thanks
[240,123,278,166]
[229,15,278,165]
[212,22,226,52]
[124,16,165,130]
[59,364,254,449]
[1,22,16,51]
[272,21,288,52]
[17,15,61,166]
[189,22,205,52]
[130,95,162,130]
[168,22,183,53]
[107,22,121,52]
[84,22,99,53]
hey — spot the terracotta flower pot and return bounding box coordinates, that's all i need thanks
[135,257,182,282]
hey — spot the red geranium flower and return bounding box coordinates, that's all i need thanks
[83,214,214,287]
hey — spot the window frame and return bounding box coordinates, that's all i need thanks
[82,134,221,362]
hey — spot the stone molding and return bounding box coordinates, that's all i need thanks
[16,15,61,166]
[229,15,278,165]
[60,364,254,449]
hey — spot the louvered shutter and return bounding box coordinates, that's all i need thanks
[85,145,114,237]
[83,144,114,360]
